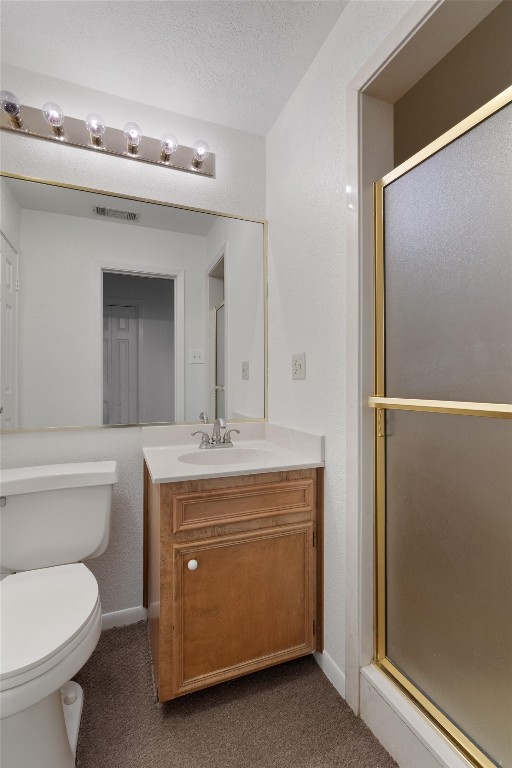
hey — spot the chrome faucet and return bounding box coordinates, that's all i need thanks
[191,418,240,449]
[211,418,226,444]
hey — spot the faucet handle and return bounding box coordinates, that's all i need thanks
[191,430,211,447]
[223,428,240,445]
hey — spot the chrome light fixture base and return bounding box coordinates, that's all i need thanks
[0,104,216,178]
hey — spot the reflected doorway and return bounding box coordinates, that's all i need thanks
[0,235,18,429]
[103,272,175,425]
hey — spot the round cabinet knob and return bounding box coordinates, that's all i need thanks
[187,559,198,571]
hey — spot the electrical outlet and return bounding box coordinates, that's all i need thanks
[189,349,204,364]
[292,353,306,380]
[242,361,250,380]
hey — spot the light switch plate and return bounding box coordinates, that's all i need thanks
[242,361,250,380]
[189,349,204,364]
[292,353,306,380]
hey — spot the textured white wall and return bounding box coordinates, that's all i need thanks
[1,67,265,614]
[266,0,414,677]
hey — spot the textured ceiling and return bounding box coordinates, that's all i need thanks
[1,0,348,136]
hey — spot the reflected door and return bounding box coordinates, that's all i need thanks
[103,303,139,424]
[0,236,18,428]
[373,91,512,768]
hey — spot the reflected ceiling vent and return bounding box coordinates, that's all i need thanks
[93,206,140,222]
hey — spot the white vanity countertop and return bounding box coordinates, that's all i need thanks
[142,422,324,483]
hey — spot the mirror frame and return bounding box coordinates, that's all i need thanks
[0,171,268,432]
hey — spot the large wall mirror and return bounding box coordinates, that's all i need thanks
[0,174,267,430]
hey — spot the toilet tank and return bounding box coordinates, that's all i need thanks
[0,461,119,572]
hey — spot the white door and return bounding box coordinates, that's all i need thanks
[103,302,139,424]
[0,236,18,428]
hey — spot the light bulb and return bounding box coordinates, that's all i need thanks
[42,102,64,128]
[192,140,210,166]
[1,90,21,117]
[1,90,23,128]
[86,113,106,139]
[160,132,178,159]
[123,122,142,152]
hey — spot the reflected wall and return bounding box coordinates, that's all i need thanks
[0,175,266,429]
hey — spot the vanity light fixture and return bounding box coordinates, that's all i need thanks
[85,113,106,146]
[42,102,65,137]
[0,96,215,177]
[0,90,23,128]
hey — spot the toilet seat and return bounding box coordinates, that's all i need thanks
[0,563,101,718]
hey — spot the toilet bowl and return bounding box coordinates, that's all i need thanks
[0,462,118,768]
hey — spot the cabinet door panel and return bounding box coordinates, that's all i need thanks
[173,525,313,694]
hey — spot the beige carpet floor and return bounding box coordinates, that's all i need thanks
[75,622,397,768]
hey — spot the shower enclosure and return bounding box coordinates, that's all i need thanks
[371,89,512,768]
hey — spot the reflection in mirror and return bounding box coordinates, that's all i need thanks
[0,175,266,430]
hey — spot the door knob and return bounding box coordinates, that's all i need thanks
[187,559,198,571]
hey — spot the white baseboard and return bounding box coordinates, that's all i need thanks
[313,650,346,699]
[101,606,147,630]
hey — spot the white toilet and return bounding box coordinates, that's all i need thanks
[0,461,118,768]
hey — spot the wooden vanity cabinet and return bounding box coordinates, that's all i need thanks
[144,467,323,702]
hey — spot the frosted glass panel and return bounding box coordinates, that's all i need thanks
[384,103,512,403]
[386,410,512,767]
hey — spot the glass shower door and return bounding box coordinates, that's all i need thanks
[372,89,512,768]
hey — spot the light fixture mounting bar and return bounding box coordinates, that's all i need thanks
[0,105,215,178]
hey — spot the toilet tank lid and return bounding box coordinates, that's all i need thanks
[0,461,119,496]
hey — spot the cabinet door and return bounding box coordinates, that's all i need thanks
[172,524,314,697]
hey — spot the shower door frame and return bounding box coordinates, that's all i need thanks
[371,87,512,768]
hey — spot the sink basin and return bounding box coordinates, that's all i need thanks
[178,448,273,466]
